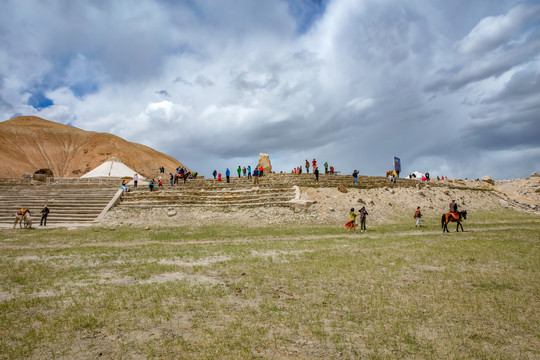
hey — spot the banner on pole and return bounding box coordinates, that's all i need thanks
[393,157,401,173]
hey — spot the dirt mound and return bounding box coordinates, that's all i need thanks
[0,116,188,178]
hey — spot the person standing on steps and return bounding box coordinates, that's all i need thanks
[242,166,246,176]
[414,206,422,227]
[353,170,359,185]
[133,173,138,188]
[305,159,310,173]
[359,206,369,232]
[312,159,317,170]
[169,173,174,187]
[324,162,328,174]
[314,167,319,182]
[40,205,49,227]
[213,170,217,179]
[237,166,242,178]
[253,167,260,184]
[149,179,155,192]
[247,166,252,179]
[226,168,230,183]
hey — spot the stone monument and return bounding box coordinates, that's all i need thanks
[257,153,272,173]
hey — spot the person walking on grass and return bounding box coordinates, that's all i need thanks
[359,206,368,232]
[40,205,49,227]
[414,206,422,227]
[345,208,358,232]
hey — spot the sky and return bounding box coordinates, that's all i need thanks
[0,0,539,180]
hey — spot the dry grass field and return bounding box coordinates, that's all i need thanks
[1,210,539,359]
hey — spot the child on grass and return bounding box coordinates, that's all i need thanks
[345,208,358,232]
[414,206,422,227]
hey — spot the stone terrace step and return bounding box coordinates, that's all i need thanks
[118,186,296,208]
[145,174,423,189]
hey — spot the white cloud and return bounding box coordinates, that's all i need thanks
[457,4,540,55]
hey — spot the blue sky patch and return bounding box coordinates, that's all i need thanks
[27,91,53,109]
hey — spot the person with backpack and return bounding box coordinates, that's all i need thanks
[414,206,422,227]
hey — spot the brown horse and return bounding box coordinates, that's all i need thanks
[441,210,467,232]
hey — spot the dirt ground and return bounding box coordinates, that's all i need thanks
[100,176,540,228]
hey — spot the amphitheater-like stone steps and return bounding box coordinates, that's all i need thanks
[0,186,118,225]
[118,187,297,208]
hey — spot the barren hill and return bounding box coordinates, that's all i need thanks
[0,116,188,178]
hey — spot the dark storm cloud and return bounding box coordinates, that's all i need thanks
[463,109,540,150]
[483,67,540,104]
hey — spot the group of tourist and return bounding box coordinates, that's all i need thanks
[212,165,265,184]
[294,159,335,176]
[345,199,462,233]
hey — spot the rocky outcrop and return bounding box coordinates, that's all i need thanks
[482,175,495,185]
[257,153,272,173]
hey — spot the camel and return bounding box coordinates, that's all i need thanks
[13,209,32,229]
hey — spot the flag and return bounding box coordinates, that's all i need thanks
[393,157,401,173]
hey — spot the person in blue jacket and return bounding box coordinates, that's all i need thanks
[226,168,230,183]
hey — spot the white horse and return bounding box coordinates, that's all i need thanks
[13,210,32,229]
